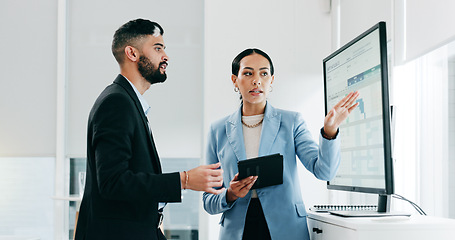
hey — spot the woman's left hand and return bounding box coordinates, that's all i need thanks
[323,91,360,138]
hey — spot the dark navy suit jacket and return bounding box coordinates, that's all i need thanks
[75,75,181,240]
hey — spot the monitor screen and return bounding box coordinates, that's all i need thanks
[323,22,393,195]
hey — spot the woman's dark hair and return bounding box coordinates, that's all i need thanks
[112,19,164,64]
[231,48,274,76]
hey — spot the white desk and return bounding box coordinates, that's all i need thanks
[307,211,455,240]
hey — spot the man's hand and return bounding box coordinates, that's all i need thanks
[181,162,225,194]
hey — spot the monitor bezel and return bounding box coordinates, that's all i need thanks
[323,21,394,195]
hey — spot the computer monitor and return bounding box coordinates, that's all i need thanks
[323,22,395,214]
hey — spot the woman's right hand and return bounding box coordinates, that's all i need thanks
[226,173,258,203]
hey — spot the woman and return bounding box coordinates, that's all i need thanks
[202,48,359,240]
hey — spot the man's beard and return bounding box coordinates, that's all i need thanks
[138,55,167,85]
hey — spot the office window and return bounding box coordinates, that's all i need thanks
[0,157,55,239]
[450,50,455,220]
[393,41,455,218]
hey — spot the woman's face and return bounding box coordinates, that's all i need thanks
[232,53,274,108]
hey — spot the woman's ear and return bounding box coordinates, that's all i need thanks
[231,74,238,87]
[271,75,275,85]
[124,46,139,62]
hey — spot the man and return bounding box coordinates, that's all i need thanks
[75,19,224,240]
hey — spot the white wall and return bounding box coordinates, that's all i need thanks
[202,1,332,239]
[400,0,455,63]
[338,0,392,47]
[0,0,57,157]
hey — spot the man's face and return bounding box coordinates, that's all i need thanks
[138,35,169,85]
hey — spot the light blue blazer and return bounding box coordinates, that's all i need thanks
[203,103,340,240]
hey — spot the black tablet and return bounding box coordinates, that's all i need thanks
[237,153,283,189]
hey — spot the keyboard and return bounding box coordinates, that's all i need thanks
[310,205,378,212]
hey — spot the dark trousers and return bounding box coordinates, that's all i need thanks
[242,198,272,240]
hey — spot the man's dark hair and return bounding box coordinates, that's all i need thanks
[112,19,164,64]
[231,48,274,76]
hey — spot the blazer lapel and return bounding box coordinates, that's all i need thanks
[113,75,162,173]
[258,103,281,156]
[226,106,247,162]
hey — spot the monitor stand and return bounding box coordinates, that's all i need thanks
[329,194,411,217]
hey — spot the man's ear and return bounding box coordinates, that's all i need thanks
[124,46,139,62]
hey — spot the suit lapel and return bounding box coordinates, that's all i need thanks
[258,103,281,156]
[113,75,162,173]
[226,107,247,162]
[145,121,162,173]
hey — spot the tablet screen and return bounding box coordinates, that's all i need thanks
[237,153,283,189]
